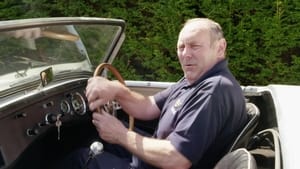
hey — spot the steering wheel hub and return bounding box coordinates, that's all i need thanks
[93,63,134,131]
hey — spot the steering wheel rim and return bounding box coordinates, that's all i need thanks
[41,30,79,42]
[93,63,134,131]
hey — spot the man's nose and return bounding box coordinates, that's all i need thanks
[181,47,192,58]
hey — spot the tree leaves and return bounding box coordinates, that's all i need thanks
[1,0,299,85]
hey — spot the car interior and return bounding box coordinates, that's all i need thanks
[0,76,282,169]
[237,92,281,169]
[0,17,283,169]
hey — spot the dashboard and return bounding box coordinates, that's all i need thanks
[0,79,160,169]
[0,78,97,169]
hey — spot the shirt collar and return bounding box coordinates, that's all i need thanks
[182,59,228,88]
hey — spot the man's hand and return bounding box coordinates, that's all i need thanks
[92,109,128,144]
[92,107,192,169]
[86,76,121,111]
[11,28,42,39]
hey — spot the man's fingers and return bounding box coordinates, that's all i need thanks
[85,78,97,102]
[89,99,108,111]
[101,107,112,116]
[86,77,101,101]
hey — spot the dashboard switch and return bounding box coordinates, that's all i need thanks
[45,113,57,124]
[26,128,39,136]
[14,112,27,119]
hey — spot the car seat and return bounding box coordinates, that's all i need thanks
[213,148,257,169]
[228,102,260,152]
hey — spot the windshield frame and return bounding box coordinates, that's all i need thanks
[0,17,125,63]
[0,17,126,95]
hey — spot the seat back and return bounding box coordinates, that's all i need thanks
[247,128,281,169]
[214,148,257,169]
[228,102,260,152]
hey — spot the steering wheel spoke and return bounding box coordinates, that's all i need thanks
[93,63,134,131]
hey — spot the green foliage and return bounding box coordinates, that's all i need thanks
[1,0,299,85]
[199,0,300,85]
[111,0,197,81]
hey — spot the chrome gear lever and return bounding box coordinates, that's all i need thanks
[84,141,104,169]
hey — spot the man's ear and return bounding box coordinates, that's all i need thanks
[217,38,227,59]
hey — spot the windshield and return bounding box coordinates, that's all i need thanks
[0,18,124,94]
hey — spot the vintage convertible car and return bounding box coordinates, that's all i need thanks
[0,17,299,169]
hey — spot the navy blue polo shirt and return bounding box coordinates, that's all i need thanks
[152,59,248,168]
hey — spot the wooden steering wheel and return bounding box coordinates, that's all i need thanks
[41,31,79,42]
[93,63,134,131]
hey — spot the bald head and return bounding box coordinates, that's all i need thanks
[181,18,224,46]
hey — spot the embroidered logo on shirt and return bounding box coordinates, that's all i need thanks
[174,99,182,108]
[171,99,182,115]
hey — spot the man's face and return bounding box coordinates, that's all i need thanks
[177,25,221,84]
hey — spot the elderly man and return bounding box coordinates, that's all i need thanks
[61,18,248,169]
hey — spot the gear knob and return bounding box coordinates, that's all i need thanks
[84,141,104,169]
[89,141,103,157]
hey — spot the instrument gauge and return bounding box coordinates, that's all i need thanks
[60,100,71,114]
[71,92,87,115]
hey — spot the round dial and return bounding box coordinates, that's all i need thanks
[71,92,87,115]
[60,99,71,114]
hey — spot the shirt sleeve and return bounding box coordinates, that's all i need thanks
[153,85,173,110]
[154,78,185,110]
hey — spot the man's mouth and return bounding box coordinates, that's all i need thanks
[185,64,194,67]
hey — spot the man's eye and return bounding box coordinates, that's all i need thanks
[191,45,202,49]
[177,46,185,51]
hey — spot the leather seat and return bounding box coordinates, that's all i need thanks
[228,102,260,152]
[214,148,257,169]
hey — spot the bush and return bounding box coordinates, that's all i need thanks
[1,0,299,85]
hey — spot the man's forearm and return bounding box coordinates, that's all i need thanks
[114,81,160,120]
[118,130,191,169]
